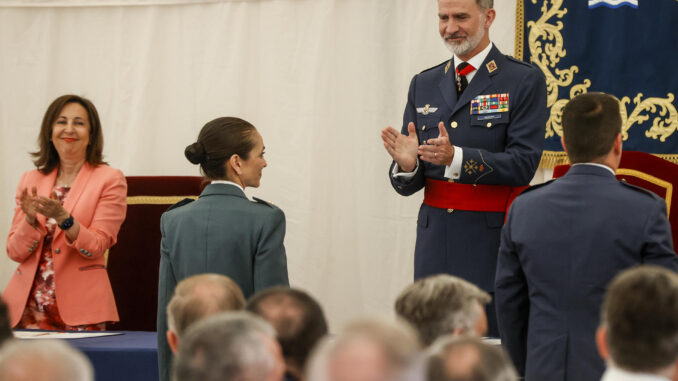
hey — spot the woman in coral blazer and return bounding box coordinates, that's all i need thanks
[4,95,127,330]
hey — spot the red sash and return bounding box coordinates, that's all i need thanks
[423,178,526,213]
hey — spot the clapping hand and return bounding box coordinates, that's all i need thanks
[381,122,419,172]
[19,186,39,226]
[33,190,70,224]
[418,122,454,166]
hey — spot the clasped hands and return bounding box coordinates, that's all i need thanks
[381,121,454,172]
[20,186,70,227]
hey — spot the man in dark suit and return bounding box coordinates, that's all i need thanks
[381,0,547,337]
[495,92,678,381]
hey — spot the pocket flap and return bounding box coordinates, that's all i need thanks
[470,112,509,127]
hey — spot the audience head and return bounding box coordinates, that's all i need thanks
[307,317,422,381]
[246,287,329,380]
[561,92,622,165]
[166,273,245,354]
[33,94,106,174]
[185,116,267,188]
[395,274,491,345]
[426,336,517,381]
[0,340,93,381]
[597,265,678,376]
[173,311,285,381]
[0,298,13,345]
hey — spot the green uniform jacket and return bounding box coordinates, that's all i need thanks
[156,183,289,381]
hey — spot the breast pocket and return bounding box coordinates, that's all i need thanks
[468,112,510,151]
[416,116,443,143]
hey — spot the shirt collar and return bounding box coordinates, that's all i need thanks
[572,162,616,176]
[454,42,493,74]
[210,180,244,193]
[601,365,671,381]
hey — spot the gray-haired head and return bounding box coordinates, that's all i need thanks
[395,274,491,345]
[600,265,678,373]
[167,273,245,337]
[172,311,284,381]
[0,340,93,381]
[306,317,423,381]
[426,336,517,381]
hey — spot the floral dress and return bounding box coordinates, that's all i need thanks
[17,186,106,331]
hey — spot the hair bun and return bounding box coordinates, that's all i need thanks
[185,141,206,164]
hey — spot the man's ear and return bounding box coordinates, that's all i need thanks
[613,133,622,155]
[484,8,496,28]
[596,326,609,361]
[561,136,567,153]
[167,330,180,354]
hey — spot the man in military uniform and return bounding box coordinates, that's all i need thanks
[381,0,547,337]
[495,93,678,380]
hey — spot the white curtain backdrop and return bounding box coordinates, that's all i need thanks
[0,0,536,330]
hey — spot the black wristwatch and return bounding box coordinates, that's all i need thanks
[58,215,74,230]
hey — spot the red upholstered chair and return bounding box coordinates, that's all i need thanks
[553,151,678,250]
[106,176,205,331]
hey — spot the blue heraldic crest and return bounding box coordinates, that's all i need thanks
[518,0,678,167]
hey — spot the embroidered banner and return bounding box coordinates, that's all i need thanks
[516,0,678,168]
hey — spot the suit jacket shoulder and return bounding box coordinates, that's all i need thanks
[619,180,664,202]
[166,198,194,212]
[419,60,448,75]
[253,196,276,208]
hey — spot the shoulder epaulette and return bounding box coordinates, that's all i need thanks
[166,198,194,211]
[253,197,276,208]
[505,55,533,68]
[619,180,660,199]
[420,60,449,74]
[518,179,556,196]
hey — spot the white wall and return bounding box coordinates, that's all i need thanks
[0,0,519,330]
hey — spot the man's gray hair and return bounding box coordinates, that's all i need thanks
[601,265,678,372]
[167,273,245,336]
[395,274,491,345]
[306,317,423,381]
[172,311,278,381]
[477,0,493,10]
[0,340,93,381]
[426,336,517,381]
[439,0,493,10]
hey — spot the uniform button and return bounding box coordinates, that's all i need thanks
[447,179,454,183]
[486,122,492,127]
[422,125,426,131]
[55,249,61,254]
[451,121,458,128]
[447,209,454,213]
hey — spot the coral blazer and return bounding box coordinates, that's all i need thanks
[3,163,127,327]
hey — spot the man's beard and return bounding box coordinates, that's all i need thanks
[443,15,486,57]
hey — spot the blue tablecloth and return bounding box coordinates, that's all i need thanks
[67,331,158,381]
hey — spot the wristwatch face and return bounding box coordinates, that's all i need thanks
[60,215,74,230]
